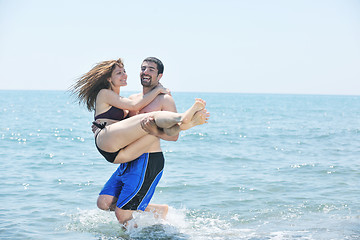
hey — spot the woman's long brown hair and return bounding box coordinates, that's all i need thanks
[71,58,124,111]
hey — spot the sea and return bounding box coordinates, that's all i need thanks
[0,90,359,240]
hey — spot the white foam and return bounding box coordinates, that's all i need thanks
[64,208,124,237]
[64,207,317,239]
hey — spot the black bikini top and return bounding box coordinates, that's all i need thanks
[94,106,126,121]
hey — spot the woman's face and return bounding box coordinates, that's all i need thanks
[109,65,127,87]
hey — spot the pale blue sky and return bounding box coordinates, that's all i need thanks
[1,0,359,95]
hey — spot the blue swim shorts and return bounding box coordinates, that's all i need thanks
[99,152,164,211]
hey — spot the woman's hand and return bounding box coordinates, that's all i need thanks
[155,83,171,95]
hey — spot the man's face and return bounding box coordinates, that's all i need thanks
[140,61,162,87]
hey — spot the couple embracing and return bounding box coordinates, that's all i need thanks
[72,57,209,227]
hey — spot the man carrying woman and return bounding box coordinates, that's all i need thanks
[72,57,209,226]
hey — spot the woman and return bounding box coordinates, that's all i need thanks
[71,58,208,164]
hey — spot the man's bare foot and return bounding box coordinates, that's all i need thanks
[122,221,138,231]
[181,98,206,124]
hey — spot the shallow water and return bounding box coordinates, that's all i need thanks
[1,90,359,239]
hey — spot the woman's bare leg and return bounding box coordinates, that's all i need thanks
[163,124,181,136]
[96,113,152,153]
[96,99,207,153]
[113,110,210,163]
[113,135,158,164]
[153,98,206,128]
[96,110,181,152]
[163,109,210,136]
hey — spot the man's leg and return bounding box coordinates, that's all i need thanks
[115,207,134,225]
[96,164,126,211]
[99,153,165,226]
[115,204,168,226]
[97,194,118,211]
[145,204,169,219]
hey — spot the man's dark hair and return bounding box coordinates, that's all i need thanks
[143,57,164,74]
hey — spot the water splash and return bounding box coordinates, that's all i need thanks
[64,207,317,239]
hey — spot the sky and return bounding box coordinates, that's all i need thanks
[0,0,359,95]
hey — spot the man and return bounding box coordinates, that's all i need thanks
[96,57,179,226]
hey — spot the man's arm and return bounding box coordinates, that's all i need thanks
[157,94,179,141]
[129,92,179,141]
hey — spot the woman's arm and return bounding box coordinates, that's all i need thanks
[102,85,169,111]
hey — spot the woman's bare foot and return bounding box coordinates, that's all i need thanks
[181,98,206,124]
[189,109,210,127]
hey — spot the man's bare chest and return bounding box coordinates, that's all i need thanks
[139,96,164,114]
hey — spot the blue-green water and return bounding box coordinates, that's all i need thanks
[1,90,359,239]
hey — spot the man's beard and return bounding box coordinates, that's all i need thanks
[141,74,154,87]
[141,79,151,87]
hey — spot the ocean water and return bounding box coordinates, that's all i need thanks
[1,90,359,240]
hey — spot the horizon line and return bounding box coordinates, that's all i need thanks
[0,89,359,97]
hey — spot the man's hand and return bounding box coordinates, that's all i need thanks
[91,121,100,133]
[140,116,164,136]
